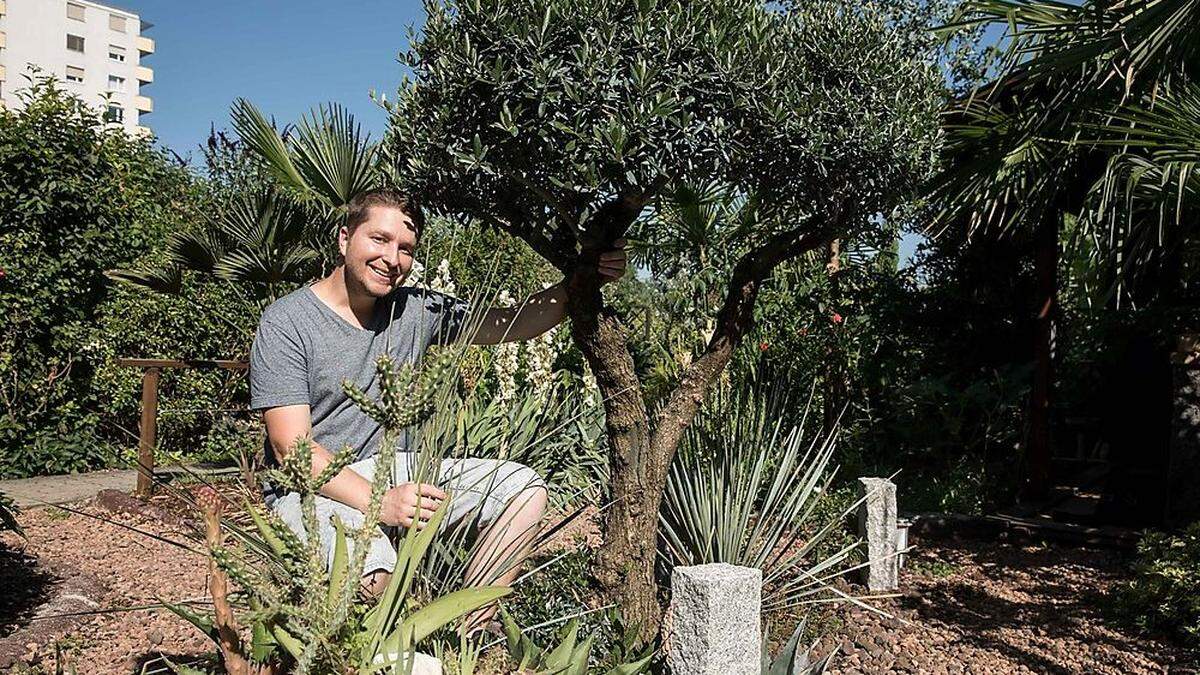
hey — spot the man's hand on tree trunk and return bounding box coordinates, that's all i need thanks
[595,238,628,284]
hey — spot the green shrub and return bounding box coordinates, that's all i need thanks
[1113,522,1200,647]
[0,75,204,477]
[0,491,21,536]
[89,278,255,464]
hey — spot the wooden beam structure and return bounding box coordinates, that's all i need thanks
[115,358,249,497]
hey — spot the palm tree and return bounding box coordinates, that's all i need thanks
[927,0,1200,498]
[108,188,327,306]
[109,100,381,304]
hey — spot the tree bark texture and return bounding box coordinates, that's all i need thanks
[1025,211,1058,501]
[566,203,833,635]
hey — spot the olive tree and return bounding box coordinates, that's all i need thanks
[386,0,943,628]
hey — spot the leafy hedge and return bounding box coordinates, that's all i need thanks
[0,77,255,478]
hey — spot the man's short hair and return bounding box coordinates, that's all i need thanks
[345,189,425,238]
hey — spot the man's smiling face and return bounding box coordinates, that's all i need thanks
[338,205,419,298]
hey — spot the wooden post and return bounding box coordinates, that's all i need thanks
[136,367,161,497]
[116,358,248,499]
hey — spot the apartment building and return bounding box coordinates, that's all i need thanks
[0,0,154,135]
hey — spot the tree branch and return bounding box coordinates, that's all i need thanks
[476,205,573,272]
[581,190,657,250]
[650,223,835,453]
[499,167,580,231]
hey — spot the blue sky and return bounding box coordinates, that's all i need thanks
[132,0,425,162]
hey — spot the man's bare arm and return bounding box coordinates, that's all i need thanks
[264,405,445,529]
[470,240,628,346]
[264,405,375,511]
[471,283,568,345]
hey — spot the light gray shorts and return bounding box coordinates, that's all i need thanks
[271,453,545,575]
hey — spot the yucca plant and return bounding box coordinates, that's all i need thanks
[167,350,509,674]
[658,383,868,613]
[448,380,608,507]
[405,382,607,608]
[497,610,654,675]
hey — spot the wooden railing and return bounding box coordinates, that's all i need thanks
[115,358,248,497]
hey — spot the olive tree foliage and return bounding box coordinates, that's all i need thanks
[386,0,943,627]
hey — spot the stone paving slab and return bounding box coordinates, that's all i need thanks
[0,469,139,508]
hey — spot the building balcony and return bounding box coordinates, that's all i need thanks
[136,36,155,56]
[0,64,6,82]
[134,95,153,114]
[0,1,6,17]
[136,65,153,84]
[0,31,6,49]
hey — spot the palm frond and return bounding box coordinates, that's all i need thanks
[105,264,184,295]
[231,98,379,213]
[230,98,311,198]
[925,98,1069,238]
[948,0,1200,93]
[290,103,380,211]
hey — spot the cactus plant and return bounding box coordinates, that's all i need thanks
[166,350,508,674]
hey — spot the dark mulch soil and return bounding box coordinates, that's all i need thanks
[804,538,1200,674]
[3,491,1198,674]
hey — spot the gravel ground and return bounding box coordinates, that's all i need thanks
[806,538,1199,674]
[0,499,212,673]
[3,493,1198,674]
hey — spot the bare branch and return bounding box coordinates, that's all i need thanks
[650,223,834,453]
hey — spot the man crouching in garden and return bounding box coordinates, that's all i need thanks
[249,189,626,636]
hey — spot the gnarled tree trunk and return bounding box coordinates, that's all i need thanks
[566,202,836,635]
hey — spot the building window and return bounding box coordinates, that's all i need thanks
[66,66,85,83]
[109,45,126,62]
[67,3,85,21]
[107,75,125,92]
[67,34,85,52]
[109,14,127,32]
[104,105,124,123]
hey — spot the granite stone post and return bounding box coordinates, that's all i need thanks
[667,563,762,675]
[857,477,898,591]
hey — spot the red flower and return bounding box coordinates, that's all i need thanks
[831,313,844,324]
[799,327,809,336]
[759,341,769,352]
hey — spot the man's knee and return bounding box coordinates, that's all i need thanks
[363,569,391,598]
[506,464,548,513]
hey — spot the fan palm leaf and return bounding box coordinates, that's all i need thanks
[230,98,380,213]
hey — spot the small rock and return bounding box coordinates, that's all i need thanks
[147,628,164,646]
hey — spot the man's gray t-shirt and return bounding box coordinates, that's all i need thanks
[249,285,467,496]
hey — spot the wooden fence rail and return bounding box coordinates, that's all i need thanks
[115,358,248,497]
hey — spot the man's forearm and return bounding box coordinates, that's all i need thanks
[473,282,567,345]
[276,440,373,513]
